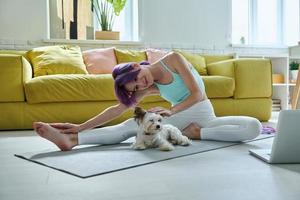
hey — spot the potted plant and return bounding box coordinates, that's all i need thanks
[91,0,127,40]
[289,61,299,83]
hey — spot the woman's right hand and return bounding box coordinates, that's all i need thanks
[49,123,81,134]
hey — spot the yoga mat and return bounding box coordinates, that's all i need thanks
[15,134,273,178]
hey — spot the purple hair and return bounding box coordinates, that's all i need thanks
[112,61,150,106]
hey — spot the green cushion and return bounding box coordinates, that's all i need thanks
[24,74,164,104]
[202,54,235,64]
[203,76,235,98]
[27,45,88,77]
[174,50,207,75]
[115,49,147,63]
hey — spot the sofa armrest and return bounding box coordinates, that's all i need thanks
[233,58,272,99]
[0,54,32,102]
[206,60,235,78]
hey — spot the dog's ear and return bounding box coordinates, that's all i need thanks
[134,107,147,124]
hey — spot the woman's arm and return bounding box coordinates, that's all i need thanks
[163,52,205,114]
[78,103,128,131]
[55,103,129,134]
[78,85,158,132]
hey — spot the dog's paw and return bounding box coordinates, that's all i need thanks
[179,136,192,146]
[131,143,146,150]
[159,143,174,151]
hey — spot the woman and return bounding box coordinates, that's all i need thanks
[33,52,262,151]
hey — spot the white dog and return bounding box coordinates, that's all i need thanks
[132,107,192,151]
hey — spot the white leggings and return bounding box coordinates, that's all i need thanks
[78,100,262,145]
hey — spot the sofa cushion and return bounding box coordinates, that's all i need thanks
[24,74,165,104]
[210,98,272,121]
[202,54,235,65]
[28,45,88,77]
[82,47,117,74]
[202,76,235,98]
[24,74,233,103]
[115,49,147,63]
[234,59,272,99]
[207,60,235,77]
[25,74,115,103]
[174,50,207,76]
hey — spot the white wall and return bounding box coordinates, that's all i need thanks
[139,0,232,48]
[0,0,49,40]
[0,0,231,48]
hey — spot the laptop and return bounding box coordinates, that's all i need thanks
[249,109,300,164]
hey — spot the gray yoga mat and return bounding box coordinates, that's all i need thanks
[15,134,273,178]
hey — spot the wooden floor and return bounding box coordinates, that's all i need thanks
[1,112,300,200]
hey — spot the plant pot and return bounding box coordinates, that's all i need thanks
[95,31,120,40]
[290,70,299,83]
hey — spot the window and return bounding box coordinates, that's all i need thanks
[93,0,139,41]
[232,0,249,45]
[49,0,138,41]
[284,0,299,45]
[254,0,281,44]
[232,0,299,46]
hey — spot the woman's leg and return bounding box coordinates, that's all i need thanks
[79,100,213,145]
[33,118,138,150]
[182,123,202,139]
[162,99,262,142]
[201,116,262,142]
[78,118,137,145]
[34,99,261,150]
[163,100,216,131]
[79,100,215,145]
[79,100,262,144]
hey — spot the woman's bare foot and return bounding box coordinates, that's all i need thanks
[182,122,201,140]
[33,122,78,151]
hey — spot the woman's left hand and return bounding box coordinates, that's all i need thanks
[148,107,173,117]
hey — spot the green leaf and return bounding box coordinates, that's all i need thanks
[91,0,126,31]
[107,0,127,16]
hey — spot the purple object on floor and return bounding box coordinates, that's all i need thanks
[261,126,276,134]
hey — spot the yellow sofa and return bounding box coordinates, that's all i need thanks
[0,50,272,130]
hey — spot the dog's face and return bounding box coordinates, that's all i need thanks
[134,107,163,135]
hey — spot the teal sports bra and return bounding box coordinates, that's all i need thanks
[154,60,206,106]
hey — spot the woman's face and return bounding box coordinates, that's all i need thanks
[124,64,153,93]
